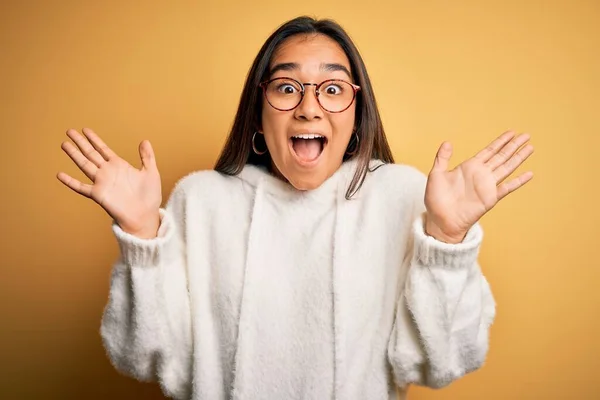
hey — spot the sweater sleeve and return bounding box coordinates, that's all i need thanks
[387,175,496,390]
[100,181,193,400]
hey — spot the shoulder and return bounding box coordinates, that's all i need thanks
[172,169,231,194]
[347,161,429,224]
[165,169,251,208]
[349,161,429,216]
[365,161,428,195]
[166,162,271,205]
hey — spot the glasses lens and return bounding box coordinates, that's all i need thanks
[318,80,355,112]
[265,78,303,110]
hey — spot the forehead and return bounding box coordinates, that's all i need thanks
[270,34,350,69]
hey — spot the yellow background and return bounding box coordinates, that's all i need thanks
[1,0,598,399]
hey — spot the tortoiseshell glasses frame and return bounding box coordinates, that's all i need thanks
[259,77,361,113]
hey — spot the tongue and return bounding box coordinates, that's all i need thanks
[293,139,322,161]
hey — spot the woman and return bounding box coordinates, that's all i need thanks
[57,16,534,400]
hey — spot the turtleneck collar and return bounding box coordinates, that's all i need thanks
[236,158,363,201]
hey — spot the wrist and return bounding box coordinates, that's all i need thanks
[424,214,467,244]
[119,212,161,239]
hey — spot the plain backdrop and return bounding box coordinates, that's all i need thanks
[1,0,598,399]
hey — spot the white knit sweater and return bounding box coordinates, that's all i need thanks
[100,159,495,400]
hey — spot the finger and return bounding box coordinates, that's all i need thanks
[431,141,453,172]
[66,129,106,167]
[61,140,97,181]
[487,133,531,171]
[497,171,534,201]
[493,144,534,184]
[56,172,93,198]
[474,130,516,162]
[82,127,116,161]
[139,140,157,171]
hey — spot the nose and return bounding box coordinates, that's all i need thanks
[294,83,323,121]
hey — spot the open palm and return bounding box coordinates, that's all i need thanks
[425,131,534,242]
[57,128,162,238]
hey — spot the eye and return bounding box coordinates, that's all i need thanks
[323,83,343,95]
[276,83,300,94]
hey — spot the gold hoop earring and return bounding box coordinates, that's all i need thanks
[252,131,268,155]
[345,131,359,156]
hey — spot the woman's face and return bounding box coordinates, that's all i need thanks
[260,34,356,190]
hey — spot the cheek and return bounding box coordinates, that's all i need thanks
[261,105,289,152]
[261,106,280,138]
[262,100,289,129]
[260,100,274,132]
[331,108,356,149]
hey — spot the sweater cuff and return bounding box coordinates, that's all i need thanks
[111,208,175,267]
[412,213,483,269]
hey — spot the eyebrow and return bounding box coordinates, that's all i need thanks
[269,62,353,80]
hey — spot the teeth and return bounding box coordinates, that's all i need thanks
[292,133,323,139]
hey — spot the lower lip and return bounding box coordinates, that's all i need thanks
[288,139,327,168]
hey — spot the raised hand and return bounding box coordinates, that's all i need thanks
[57,128,162,238]
[424,130,534,243]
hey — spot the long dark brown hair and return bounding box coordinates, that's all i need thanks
[214,16,394,199]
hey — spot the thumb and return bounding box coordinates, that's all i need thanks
[139,140,157,170]
[431,141,453,173]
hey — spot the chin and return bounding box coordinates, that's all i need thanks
[270,137,344,191]
[288,177,323,191]
[283,160,339,191]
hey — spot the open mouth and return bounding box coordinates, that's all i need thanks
[290,133,328,164]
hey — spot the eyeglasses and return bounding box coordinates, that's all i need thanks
[259,77,361,113]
